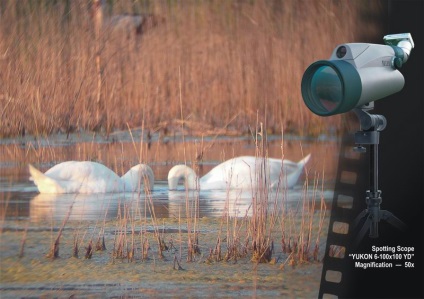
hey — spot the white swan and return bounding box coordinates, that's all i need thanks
[168,154,311,191]
[28,161,154,194]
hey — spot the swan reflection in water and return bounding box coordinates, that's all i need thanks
[30,186,333,222]
[166,187,331,218]
[167,189,262,218]
[30,191,168,222]
[30,193,122,222]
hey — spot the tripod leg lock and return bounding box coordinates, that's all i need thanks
[365,190,383,238]
[365,190,382,206]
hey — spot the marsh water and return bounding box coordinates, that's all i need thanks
[0,130,339,221]
[0,130,340,298]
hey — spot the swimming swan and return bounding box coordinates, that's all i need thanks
[28,161,154,194]
[168,154,311,191]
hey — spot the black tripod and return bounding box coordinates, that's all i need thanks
[352,106,407,248]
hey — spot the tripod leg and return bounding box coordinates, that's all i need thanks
[353,213,372,249]
[353,209,368,228]
[380,210,408,232]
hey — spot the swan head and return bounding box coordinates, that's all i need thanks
[121,164,155,192]
[168,165,198,190]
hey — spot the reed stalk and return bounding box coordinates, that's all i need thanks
[72,235,79,258]
[0,190,11,235]
[18,223,29,258]
[47,198,75,259]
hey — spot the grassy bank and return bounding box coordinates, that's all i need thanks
[0,0,384,138]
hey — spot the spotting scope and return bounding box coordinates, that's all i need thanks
[301,33,414,116]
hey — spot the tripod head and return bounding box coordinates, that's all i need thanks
[354,103,387,132]
[352,103,386,154]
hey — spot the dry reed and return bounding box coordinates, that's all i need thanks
[0,189,11,235]
[46,199,75,259]
[0,0,384,138]
[18,222,29,258]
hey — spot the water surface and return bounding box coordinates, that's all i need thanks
[0,132,339,298]
[1,131,338,223]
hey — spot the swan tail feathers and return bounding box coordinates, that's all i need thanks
[28,164,64,193]
[284,154,311,188]
[298,153,311,168]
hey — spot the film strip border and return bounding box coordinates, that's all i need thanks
[318,134,369,298]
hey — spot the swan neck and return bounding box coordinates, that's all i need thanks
[168,165,198,190]
[122,164,154,191]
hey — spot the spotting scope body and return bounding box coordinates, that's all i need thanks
[301,33,414,116]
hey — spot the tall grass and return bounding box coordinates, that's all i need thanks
[0,0,384,138]
[1,134,328,269]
